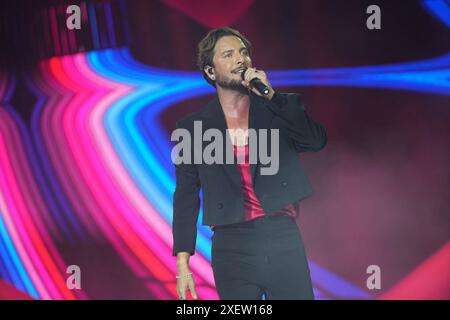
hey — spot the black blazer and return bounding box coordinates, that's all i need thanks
[172,92,327,256]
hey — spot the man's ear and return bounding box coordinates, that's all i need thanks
[204,66,215,80]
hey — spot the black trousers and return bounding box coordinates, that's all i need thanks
[211,214,314,300]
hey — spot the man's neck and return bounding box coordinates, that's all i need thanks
[216,86,250,118]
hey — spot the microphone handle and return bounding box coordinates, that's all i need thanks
[250,78,270,95]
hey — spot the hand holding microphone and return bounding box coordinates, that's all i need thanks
[241,67,274,98]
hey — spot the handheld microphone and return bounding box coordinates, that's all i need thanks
[241,68,270,96]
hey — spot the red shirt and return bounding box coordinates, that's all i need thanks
[210,144,298,231]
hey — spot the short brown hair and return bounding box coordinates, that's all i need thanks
[197,27,252,87]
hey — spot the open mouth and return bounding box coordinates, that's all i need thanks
[232,67,246,74]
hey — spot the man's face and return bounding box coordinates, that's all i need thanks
[210,35,252,91]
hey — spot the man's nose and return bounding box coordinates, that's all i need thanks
[235,53,244,65]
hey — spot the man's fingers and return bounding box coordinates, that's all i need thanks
[242,68,269,96]
[244,71,253,84]
[243,68,266,83]
[178,289,186,300]
[241,80,251,88]
[188,279,198,299]
[176,278,197,300]
[177,281,187,300]
[243,68,257,83]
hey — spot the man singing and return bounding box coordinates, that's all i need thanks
[172,27,327,300]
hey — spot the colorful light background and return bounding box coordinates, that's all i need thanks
[0,0,449,299]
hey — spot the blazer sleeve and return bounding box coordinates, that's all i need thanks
[172,121,201,256]
[266,92,327,152]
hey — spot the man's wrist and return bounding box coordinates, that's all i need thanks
[177,259,189,266]
[176,252,191,264]
[267,87,275,100]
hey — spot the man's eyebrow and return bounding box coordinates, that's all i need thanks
[221,49,234,55]
[221,47,248,55]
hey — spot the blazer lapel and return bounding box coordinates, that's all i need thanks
[199,94,276,188]
[249,93,276,184]
[199,97,242,189]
